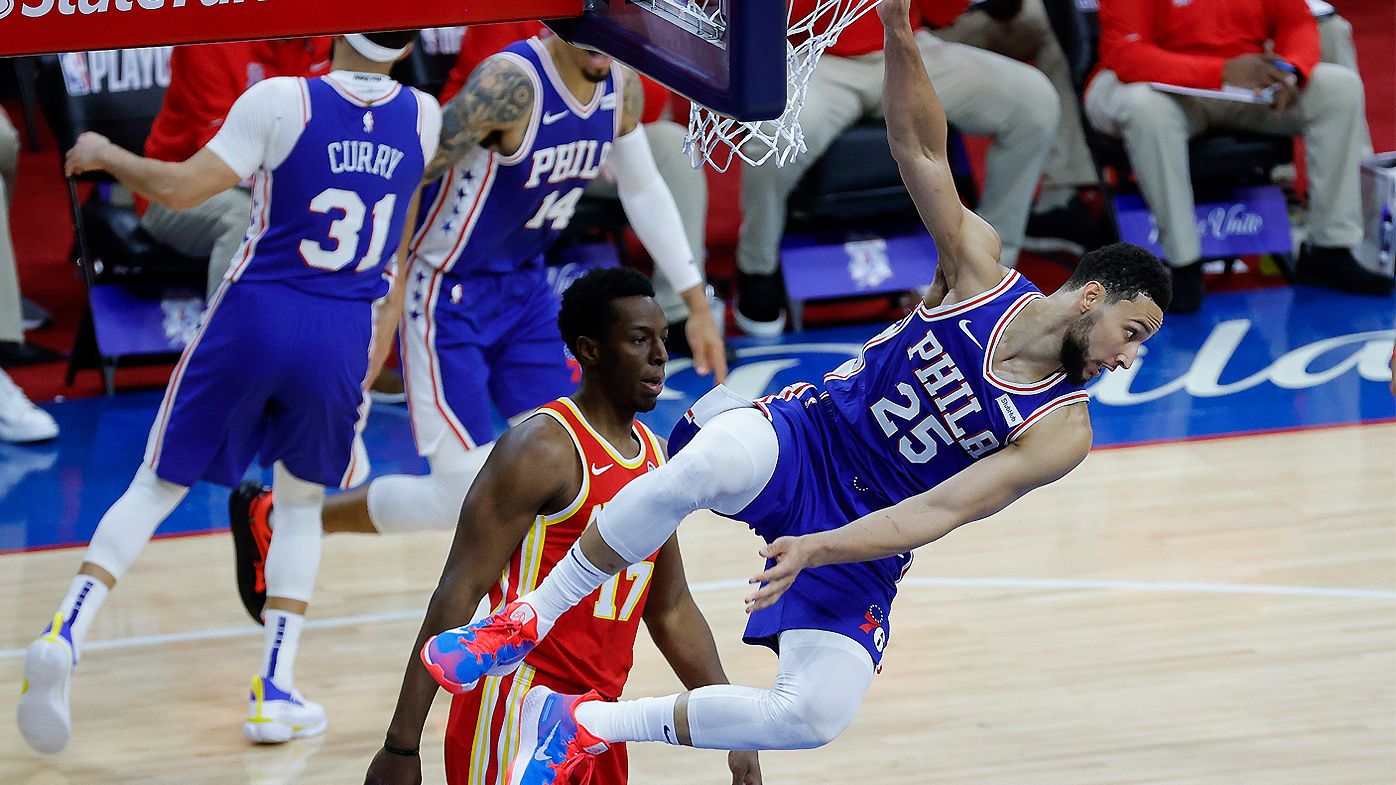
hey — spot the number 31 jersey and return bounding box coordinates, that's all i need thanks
[407,37,622,277]
[214,73,435,301]
[490,397,665,699]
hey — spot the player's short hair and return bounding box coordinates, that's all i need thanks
[361,30,420,51]
[558,268,656,356]
[1062,242,1172,311]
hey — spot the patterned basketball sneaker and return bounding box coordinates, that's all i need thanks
[420,600,540,694]
[17,612,76,754]
[243,676,327,744]
[229,482,274,624]
[505,687,608,785]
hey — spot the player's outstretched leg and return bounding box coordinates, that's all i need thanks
[504,687,609,785]
[423,406,778,691]
[229,481,274,625]
[18,465,184,753]
[421,599,540,694]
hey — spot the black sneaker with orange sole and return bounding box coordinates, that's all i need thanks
[229,481,274,625]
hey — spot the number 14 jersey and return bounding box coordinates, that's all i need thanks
[408,37,623,277]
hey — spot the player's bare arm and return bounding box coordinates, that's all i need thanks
[424,55,535,182]
[65,137,241,211]
[642,533,763,784]
[365,416,577,785]
[611,63,728,382]
[745,404,1093,611]
[878,0,1004,302]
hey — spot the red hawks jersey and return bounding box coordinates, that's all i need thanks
[488,396,665,699]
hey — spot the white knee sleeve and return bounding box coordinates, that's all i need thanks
[685,630,873,751]
[83,465,188,581]
[263,463,325,604]
[365,440,493,533]
[595,407,777,565]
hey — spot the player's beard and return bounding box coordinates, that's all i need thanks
[1060,310,1096,384]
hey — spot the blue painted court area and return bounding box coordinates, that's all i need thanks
[2,284,1392,553]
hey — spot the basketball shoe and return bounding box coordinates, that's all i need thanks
[505,687,607,785]
[243,676,327,744]
[420,600,539,694]
[230,481,274,624]
[17,612,76,753]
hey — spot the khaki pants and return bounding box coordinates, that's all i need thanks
[738,29,1057,274]
[1317,14,1373,155]
[140,187,253,298]
[586,121,709,323]
[0,109,22,344]
[1084,65,1366,267]
[934,0,1096,192]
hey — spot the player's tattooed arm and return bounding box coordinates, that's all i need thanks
[618,64,646,137]
[423,56,536,181]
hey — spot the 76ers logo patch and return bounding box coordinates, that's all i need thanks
[860,605,887,652]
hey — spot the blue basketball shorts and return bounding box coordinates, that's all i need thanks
[143,280,373,489]
[670,385,911,666]
[401,262,575,456]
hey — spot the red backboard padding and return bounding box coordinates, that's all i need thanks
[0,0,582,57]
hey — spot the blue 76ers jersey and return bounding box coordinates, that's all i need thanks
[408,37,622,276]
[229,77,427,300]
[819,270,1089,507]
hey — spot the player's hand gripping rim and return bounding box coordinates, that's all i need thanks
[745,535,813,612]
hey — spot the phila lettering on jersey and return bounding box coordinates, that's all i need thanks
[408,37,622,278]
[821,271,1089,506]
[222,73,433,301]
[486,397,665,700]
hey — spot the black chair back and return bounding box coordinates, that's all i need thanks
[391,27,464,97]
[1041,0,1098,99]
[35,47,172,154]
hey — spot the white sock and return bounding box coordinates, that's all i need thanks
[574,695,680,745]
[260,610,304,691]
[518,544,610,636]
[54,575,109,653]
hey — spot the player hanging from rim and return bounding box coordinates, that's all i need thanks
[227,30,727,624]
[362,268,759,785]
[423,2,1171,782]
[16,31,439,752]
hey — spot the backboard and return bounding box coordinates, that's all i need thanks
[547,0,788,122]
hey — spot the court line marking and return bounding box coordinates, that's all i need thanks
[2,575,1392,661]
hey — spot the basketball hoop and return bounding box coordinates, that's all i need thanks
[680,0,884,171]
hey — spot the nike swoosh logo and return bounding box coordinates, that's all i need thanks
[590,463,614,476]
[534,725,561,761]
[542,110,569,125]
[958,319,984,350]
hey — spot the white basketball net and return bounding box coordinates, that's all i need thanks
[677,0,884,171]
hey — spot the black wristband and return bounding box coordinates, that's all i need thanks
[383,742,420,757]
